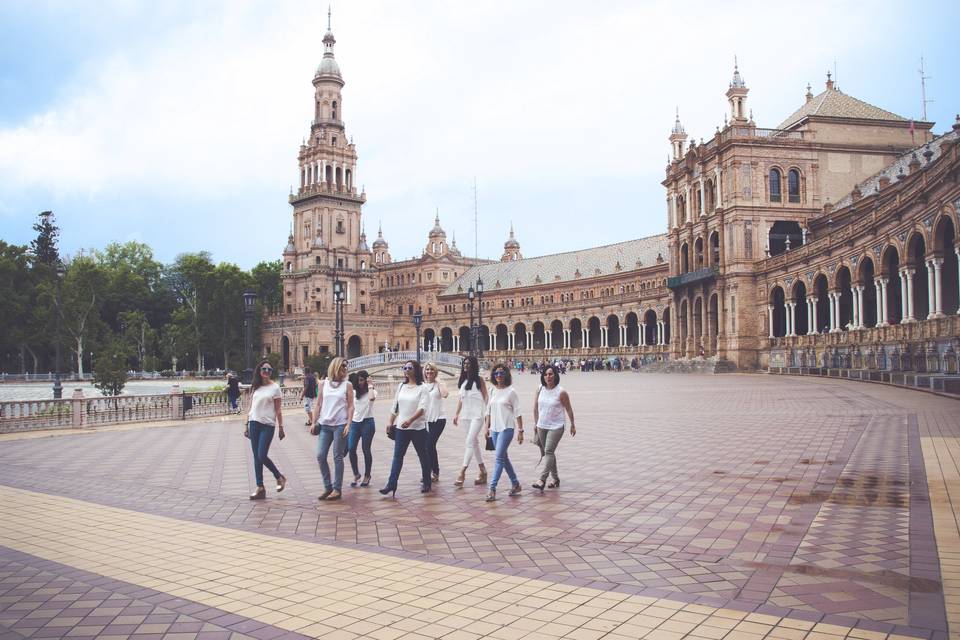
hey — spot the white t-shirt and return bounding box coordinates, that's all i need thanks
[248,383,282,426]
[486,386,521,433]
[395,383,429,430]
[352,388,377,422]
[317,379,349,426]
[536,384,565,430]
[459,380,485,420]
[425,382,446,422]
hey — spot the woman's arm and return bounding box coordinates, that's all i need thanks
[370,388,377,402]
[437,380,449,398]
[402,387,428,428]
[273,395,284,437]
[532,387,541,426]
[479,378,489,404]
[560,390,576,436]
[343,383,354,436]
[453,396,462,425]
[311,386,324,426]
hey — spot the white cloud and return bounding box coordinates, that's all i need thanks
[0,0,924,262]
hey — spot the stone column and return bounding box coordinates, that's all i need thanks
[527,330,533,349]
[855,286,865,329]
[658,322,665,345]
[453,336,459,351]
[699,180,706,217]
[904,268,916,321]
[784,302,793,336]
[926,259,937,319]
[806,298,815,334]
[639,322,646,346]
[582,328,588,348]
[875,278,887,326]
[715,167,722,209]
[932,257,944,317]
[768,305,775,338]
[956,248,960,313]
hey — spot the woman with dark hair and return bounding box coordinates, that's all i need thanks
[452,355,488,487]
[311,357,353,501]
[484,363,523,501]
[245,359,286,500]
[380,360,432,497]
[532,364,576,490]
[347,370,377,488]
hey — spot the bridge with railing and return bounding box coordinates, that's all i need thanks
[347,351,464,376]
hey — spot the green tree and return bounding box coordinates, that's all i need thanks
[0,242,34,372]
[92,339,129,397]
[119,309,156,371]
[165,252,215,371]
[251,260,283,313]
[30,211,60,268]
[208,263,253,370]
[60,255,107,378]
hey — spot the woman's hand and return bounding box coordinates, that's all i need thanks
[401,419,411,429]
[570,424,577,437]
[278,426,285,441]
[484,428,490,440]
[453,415,459,426]
[517,430,524,445]
[342,425,349,438]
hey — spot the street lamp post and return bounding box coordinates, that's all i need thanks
[52,263,65,399]
[476,277,484,360]
[467,286,476,358]
[413,309,423,366]
[333,280,346,357]
[242,291,257,385]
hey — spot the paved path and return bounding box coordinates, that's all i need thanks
[0,372,957,639]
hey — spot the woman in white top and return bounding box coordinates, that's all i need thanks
[245,360,286,500]
[452,356,489,487]
[484,363,523,501]
[532,363,576,490]
[380,360,432,497]
[347,370,377,488]
[423,363,449,483]
[311,357,354,501]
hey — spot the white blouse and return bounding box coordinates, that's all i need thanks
[536,384,565,430]
[425,382,446,422]
[486,386,521,433]
[352,388,377,422]
[459,380,485,420]
[395,384,429,430]
[248,383,282,426]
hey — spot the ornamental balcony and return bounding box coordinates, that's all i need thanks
[667,266,719,289]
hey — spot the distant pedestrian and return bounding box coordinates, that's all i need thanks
[302,366,318,426]
[484,363,523,501]
[380,360,431,497]
[311,357,353,501]
[347,370,376,488]
[245,360,286,500]
[423,363,449,483]
[532,364,576,491]
[453,356,488,487]
[226,372,241,413]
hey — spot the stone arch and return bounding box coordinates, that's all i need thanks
[587,317,602,349]
[907,232,929,319]
[663,307,671,344]
[440,327,454,352]
[935,215,958,314]
[606,314,621,347]
[532,321,546,350]
[478,324,491,352]
[643,309,657,345]
[882,246,903,324]
[346,335,363,359]
[550,320,564,349]
[679,299,689,349]
[680,242,690,273]
[513,322,527,350]
[769,286,786,338]
[569,318,583,348]
[792,280,808,336]
[422,328,436,351]
[709,230,720,266]
[857,256,878,328]
[694,237,704,269]
[836,266,853,330]
[693,297,704,343]
[458,326,471,353]
[625,312,639,346]
[495,324,509,351]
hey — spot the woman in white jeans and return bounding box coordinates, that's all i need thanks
[452,355,488,487]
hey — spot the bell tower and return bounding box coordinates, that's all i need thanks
[726,57,749,123]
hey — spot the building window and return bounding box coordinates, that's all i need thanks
[769,169,782,203]
[408,304,414,315]
[397,305,403,315]
[338,258,344,267]
[360,303,366,314]
[336,219,345,233]
[788,169,801,203]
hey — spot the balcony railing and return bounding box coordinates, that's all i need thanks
[667,266,719,289]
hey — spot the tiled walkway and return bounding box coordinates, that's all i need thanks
[0,372,957,639]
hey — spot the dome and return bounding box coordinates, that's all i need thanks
[504,226,520,249]
[372,226,388,249]
[316,54,341,78]
[730,59,746,89]
[429,213,446,237]
[357,230,369,252]
[283,234,295,254]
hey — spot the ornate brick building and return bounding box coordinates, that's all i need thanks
[263,21,959,374]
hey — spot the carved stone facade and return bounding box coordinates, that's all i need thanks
[263,23,959,372]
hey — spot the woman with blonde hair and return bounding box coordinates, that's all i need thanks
[452,355,488,487]
[311,357,353,501]
[422,362,449,483]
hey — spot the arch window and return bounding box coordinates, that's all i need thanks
[788,169,801,203]
[331,101,337,120]
[769,168,782,203]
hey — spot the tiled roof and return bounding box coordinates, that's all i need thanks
[832,128,959,211]
[777,88,907,130]
[441,235,669,296]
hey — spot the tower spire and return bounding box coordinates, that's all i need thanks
[327,5,331,31]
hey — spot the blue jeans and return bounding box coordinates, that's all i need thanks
[248,421,281,487]
[385,428,430,491]
[229,394,239,410]
[490,428,518,490]
[316,424,346,491]
[426,418,446,477]
[347,418,376,478]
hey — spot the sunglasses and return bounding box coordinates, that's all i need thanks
[493,371,504,377]
[260,367,273,373]
[402,365,414,371]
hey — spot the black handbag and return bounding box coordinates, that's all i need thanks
[485,435,496,451]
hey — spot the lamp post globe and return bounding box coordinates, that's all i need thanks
[242,291,257,385]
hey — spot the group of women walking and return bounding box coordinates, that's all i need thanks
[243,355,576,503]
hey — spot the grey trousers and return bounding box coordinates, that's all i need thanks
[536,427,564,482]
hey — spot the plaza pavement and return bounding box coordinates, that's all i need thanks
[0,371,958,640]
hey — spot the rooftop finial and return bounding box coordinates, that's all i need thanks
[327,5,331,31]
[734,54,738,71]
[826,70,834,90]
[805,83,813,102]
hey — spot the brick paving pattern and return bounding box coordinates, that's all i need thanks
[0,371,957,638]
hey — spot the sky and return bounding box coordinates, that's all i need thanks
[1,0,958,269]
